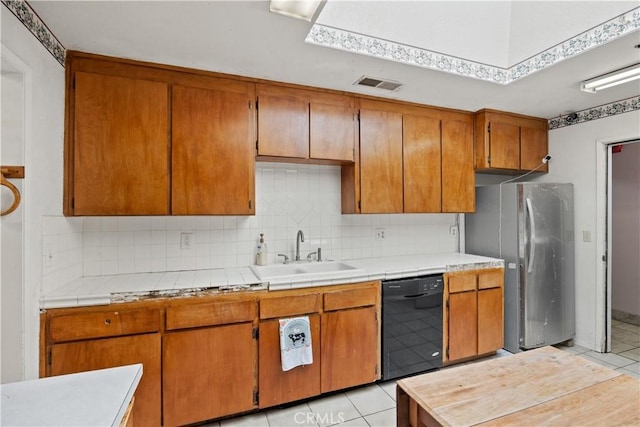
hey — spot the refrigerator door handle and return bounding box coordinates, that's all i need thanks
[526,197,536,274]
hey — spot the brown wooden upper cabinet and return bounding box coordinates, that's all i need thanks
[68,71,170,216]
[359,106,404,213]
[256,84,356,163]
[349,99,474,214]
[64,51,255,216]
[171,83,255,215]
[474,109,549,174]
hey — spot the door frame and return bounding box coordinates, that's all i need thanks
[1,44,31,380]
[595,136,640,353]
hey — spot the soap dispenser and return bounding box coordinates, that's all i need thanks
[256,233,268,266]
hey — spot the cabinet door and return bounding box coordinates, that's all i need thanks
[257,94,309,158]
[321,307,378,392]
[310,102,355,162]
[520,126,548,172]
[50,334,161,427]
[258,315,321,408]
[489,121,520,170]
[442,119,474,212]
[478,287,504,354]
[447,291,477,361]
[172,84,255,214]
[72,72,169,215]
[162,323,256,427]
[403,114,441,213]
[359,109,403,213]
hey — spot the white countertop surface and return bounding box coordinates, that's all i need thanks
[41,252,503,309]
[0,364,142,427]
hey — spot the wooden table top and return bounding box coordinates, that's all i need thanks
[397,346,640,427]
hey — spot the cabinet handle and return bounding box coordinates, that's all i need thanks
[104,318,111,325]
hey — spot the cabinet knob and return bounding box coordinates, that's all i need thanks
[104,318,111,325]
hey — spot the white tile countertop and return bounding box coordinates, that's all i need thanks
[41,252,503,309]
[0,364,142,427]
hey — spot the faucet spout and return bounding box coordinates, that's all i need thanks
[295,230,305,261]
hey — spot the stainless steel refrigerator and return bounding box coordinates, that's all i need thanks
[465,182,575,353]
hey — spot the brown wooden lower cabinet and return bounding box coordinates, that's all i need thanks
[41,281,382,426]
[258,315,321,408]
[478,287,504,354]
[162,323,257,427]
[50,333,161,427]
[447,291,478,361]
[444,268,504,364]
[321,306,378,393]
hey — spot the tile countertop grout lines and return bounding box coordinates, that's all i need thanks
[40,252,504,309]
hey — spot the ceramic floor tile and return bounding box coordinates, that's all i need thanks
[307,393,361,426]
[377,380,397,401]
[618,347,640,362]
[345,384,395,417]
[363,408,396,427]
[577,353,620,370]
[266,403,317,427]
[611,341,636,354]
[619,366,640,379]
[618,361,640,375]
[614,322,640,334]
[334,418,369,427]
[584,350,636,368]
[219,412,269,427]
[612,329,640,345]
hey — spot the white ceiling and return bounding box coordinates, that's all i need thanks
[28,0,640,119]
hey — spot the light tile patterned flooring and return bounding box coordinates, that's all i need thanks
[209,321,640,427]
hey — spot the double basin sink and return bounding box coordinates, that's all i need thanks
[251,261,363,282]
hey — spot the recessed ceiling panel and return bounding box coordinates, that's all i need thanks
[310,0,640,84]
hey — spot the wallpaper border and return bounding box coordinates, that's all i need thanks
[548,96,640,130]
[2,0,65,66]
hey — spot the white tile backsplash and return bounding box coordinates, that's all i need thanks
[41,163,458,292]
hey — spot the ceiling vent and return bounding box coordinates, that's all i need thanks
[354,76,402,91]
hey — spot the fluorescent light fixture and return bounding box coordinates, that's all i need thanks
[269,0,322,21]
[581,63,640,93]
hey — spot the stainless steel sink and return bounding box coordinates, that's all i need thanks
[251,261,360,281]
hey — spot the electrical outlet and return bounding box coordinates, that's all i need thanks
[375,228,385,240]
[180,232,193,249]
[450,226,458,237]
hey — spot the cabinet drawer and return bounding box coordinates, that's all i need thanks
[260,294,321,320]
[166,300,257,330]
[324,287,378,311]
[478,268,504,290]
[448,273,477,293]
[49,308,160,343]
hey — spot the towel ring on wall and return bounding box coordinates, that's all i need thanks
[1,166,24,216]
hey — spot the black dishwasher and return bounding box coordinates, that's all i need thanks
[381,274,443,380]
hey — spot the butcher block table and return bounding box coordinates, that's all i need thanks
[397,346,640,427]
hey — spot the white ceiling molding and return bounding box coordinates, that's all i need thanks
[306,7,640,85]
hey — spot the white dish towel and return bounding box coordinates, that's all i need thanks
[279,316,313,371]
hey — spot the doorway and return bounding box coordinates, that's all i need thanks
[1,48,26,383]
[607,140,640,358]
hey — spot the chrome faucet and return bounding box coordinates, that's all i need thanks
[295,230,305,261]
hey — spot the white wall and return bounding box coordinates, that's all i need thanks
[1,8,65,380]
[611,142,640,318]
[544,112,640,350]
[41,163,459,294]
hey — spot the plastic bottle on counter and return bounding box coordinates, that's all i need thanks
[256,233,268,266]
